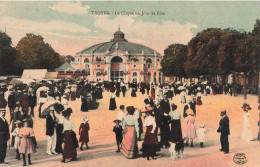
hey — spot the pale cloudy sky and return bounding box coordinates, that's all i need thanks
[1,1,260,56]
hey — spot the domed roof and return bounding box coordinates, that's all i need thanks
[114,27,125,35]
[78,41,161,56]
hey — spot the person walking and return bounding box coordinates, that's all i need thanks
[217,110,230,154]
[0,108,10,164]
[184,109,196,147]
[241,103,253,142]
[169,103,182,144]
[79,117,90,150]
[46,107,58,155]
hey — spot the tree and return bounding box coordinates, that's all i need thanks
[161,44,188,79]
[65,55,75,63]
[0,31,17,75]
[15,33,65,72]
[185,28,222,81]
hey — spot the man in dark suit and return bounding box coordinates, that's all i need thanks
[217,110,230,154]
[8,92,16,116]
[46,107,57,155]
[0,108,10,164]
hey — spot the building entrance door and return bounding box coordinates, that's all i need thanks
[110,56,124,81]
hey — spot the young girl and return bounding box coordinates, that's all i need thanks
[197,125,206,148]
[79,117,90,150]
[11,120,21,160]
[19,119,35,166]
[113,119,123,152]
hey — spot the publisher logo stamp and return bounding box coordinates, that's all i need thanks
[233,153,248,165]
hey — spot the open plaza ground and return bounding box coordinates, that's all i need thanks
[3,90,260,167]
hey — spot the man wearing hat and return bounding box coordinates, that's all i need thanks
[217,110,230,154]
[0,108,10,164]
[46,106,58,155]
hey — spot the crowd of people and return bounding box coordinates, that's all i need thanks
[0,78,258,165]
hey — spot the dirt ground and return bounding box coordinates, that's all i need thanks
[4,90,260,167]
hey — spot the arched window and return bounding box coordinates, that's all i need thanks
[84,58,90,63]
[154,72,157,83]
[96,72,101,77]
[146,58,152,69]
[132,72,138,83]
[111,56,123,63]
[148,72,151,83]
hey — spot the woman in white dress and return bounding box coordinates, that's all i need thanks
[241,103,253,142]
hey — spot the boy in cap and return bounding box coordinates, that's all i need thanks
[113,119,123,152]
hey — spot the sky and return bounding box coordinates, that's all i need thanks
[1,1,260,56]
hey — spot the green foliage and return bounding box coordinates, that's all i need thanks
[65,55,75,63]
[161,44,187,77]
[0,31,17,75]
[15,33,65,72]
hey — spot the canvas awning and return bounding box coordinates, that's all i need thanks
[21,69,47,80]
[55,62,76,72]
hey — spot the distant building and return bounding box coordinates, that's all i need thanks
[70,28,164,83]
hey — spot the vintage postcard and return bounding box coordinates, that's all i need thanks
[0,1,259,167]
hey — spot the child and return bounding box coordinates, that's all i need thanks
[113,119,123,152]
[79,117,90,150]
[197,125,205,148]
[19,119,35,166]
[11,120,21,160]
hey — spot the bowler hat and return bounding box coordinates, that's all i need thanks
[113,119,121,123]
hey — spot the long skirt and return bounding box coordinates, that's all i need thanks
[151,89,155,100]
[131,89,136,97]
[141,126,156,158]
[121,126,138,159]
[55,124,63,154]
[70,92,76,101]
[62,131,77,159]
[109,98,117,110]
[138,118,143,134]
[197,97,202,105]
[19,137,34,154]
[81,101,88,112]
[181,96,186,104]
[170,120,183,143]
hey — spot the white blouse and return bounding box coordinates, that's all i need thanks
[63,119,75,132]
[144,115,156,133]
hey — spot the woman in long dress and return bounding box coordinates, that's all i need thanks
[61,108,78,163]
[54,104,65,154]
[141,111,157,160]
[196,92,202,105]
[19,120,35,166]
[121,106,139,159]
[169,103,182,143]
[184,109,196,147]
[81,94,88,112]
[241,103,253,142]
[160,112,171,148]
[180,90,186,104]
[151,86,155,100]
[70,87,76,101]
[109,91,117,110]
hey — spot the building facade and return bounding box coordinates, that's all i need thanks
[71,28,164,83]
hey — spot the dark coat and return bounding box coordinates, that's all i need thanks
[28,94,37,107]
[8,94,16,108]
[217,116,230,136]
[46,114,56,136]
[0,118,10,141]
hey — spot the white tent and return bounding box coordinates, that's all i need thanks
[21,69,47,80]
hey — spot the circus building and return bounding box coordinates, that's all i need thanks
[70,28,164,83]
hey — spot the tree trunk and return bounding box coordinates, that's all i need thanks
[222,75,226,94]
[243,74,247,100]
[233,72,236,96]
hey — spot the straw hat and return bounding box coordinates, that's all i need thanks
[113,119,121,123]
[186,109,194,115]
[14,120,22,124]
[241,103,251,111]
